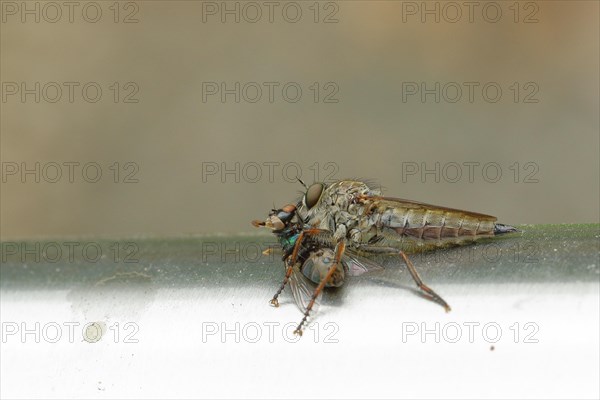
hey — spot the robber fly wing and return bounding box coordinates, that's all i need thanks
[343,248,385,276]
[288,264,321,314]
[374,196,497,219]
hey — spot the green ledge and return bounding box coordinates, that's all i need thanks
[1,224,599,290]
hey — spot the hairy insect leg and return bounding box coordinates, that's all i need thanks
[270,228,326,307]
[288,228,326,265]
[294,241,346,336]
[355,245,451,312]
[269,261,294,307]
[399,251,451,312]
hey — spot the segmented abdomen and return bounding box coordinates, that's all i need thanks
[366,199,497,242]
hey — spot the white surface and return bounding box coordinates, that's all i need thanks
[2,282,599,399]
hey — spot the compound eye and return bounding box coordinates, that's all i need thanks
[305,183,324,209]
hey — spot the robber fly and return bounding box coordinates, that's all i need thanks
[252,179,517,336]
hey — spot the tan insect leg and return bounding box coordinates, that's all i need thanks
[399,251,452,312]
[355,244,451,312]
[294,242,346,336]
[270,228,326,307]
[269,261,294,307]
[288,228,324,265]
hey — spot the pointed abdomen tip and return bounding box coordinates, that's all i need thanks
[494,223,519,235]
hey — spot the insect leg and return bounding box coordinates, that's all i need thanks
[294,241,346,336]
[269,261,294,307]
[399,251,451,312]
[288,228,326,265]
[355,245,451,312]
[270,228,327,307]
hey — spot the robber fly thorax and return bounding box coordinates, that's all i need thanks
[253,179,517,336]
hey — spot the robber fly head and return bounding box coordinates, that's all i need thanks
[252,203,297,232]
[252,179,326,231]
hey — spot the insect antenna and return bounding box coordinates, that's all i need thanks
[297,177,308,189]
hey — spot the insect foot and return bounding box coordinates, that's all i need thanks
[269,298,280,307]
[294,315,309,336]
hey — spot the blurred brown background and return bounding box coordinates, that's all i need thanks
[1,0,598,239]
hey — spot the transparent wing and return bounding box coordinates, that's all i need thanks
[375,196,497,220]
[343,248,385,276]
[288,263,321,314]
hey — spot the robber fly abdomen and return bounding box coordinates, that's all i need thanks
[362,199,497,242]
